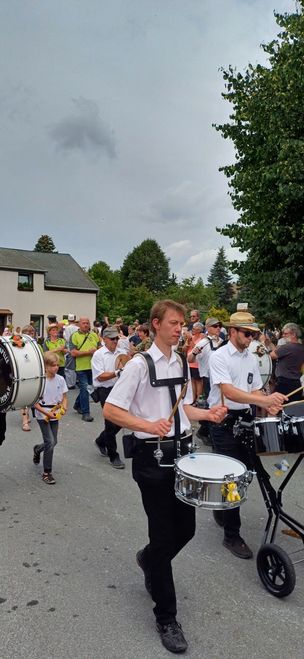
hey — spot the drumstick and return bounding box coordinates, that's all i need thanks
[220,384,225,406]
[159,381,189,441]
[168,380,189,423]
[284,384,304,401]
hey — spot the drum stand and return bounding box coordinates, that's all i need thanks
[234,419,304,598]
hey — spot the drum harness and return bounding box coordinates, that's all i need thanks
[135,352,194,468]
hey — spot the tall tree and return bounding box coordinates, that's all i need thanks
[207,247,234,308]
[88,261,125,321]
[214,2,304,323]
[34,235,56,252]
[121,239,170,292]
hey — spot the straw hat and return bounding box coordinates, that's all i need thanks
[225,311,260,332]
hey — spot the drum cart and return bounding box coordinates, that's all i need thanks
[234,419,304,598]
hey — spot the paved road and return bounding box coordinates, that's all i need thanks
[1,392,304,658]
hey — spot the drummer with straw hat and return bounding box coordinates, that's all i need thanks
[208,310,288,559]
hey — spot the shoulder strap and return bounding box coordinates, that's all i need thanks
[139,352,188,387]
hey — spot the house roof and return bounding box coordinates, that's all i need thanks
[0,248,99,293]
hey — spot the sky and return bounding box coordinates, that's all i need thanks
[0,0,297,282]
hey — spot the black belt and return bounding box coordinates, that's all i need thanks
[134,432,193,463]
[135,432,192,446]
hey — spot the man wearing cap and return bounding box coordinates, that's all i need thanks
[208,311,287,559]
[188,317,222,399]
[70,317,100,422]
[91,326,125,469]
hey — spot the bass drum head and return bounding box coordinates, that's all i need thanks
[0,336,45,411]
[255,351,272,387]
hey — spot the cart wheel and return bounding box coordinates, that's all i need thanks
[256,543,296,598]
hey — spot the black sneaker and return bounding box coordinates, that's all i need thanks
[223,536,253,559]
[136,549,152,597]
[42,473,56,485]
[110,456,125,469]
[95,439,108,457]
[156,620,188,654]
[82,414,94,422]
[33,445,40,465]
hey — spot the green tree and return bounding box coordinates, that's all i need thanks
[207,247,234,308]
[34,235,57,252]
[121,239,170,292]
[214,3,304,323]
[88,261,126,321]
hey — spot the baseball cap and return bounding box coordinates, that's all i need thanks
[103,326,120,339]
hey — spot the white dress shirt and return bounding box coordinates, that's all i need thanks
[208,341,262,410]
[106,342,194,438]
[195,336,222,377]
[91,345,125,389]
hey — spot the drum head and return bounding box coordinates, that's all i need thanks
[176,453,246,479]
[283,400,304,418]
[255,350,272,387]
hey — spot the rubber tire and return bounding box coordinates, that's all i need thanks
[256,543,296,598]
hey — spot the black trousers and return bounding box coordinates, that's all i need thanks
[96,387,121,461]
[209,415,252,539]
[132,450,195,625]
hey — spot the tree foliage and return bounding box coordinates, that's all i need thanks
[34,235,57,252]
[87,261,125,321]
[207,247,234,309]
[120,239,170,292]
[214,3,304,323]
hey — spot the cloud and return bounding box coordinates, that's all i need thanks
[48,97,116,159]
[165,239,192,259]
[142,181,206,225]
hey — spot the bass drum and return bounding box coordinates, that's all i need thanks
[0,335,45,411]
[251,344,273,387]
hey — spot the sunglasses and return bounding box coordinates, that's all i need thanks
[109,336,119,341]
[211,323,221,328]
[236,328,254,338]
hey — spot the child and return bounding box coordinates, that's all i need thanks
[33,352,68,484]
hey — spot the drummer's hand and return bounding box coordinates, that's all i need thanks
[207,405,228,424]
[265,392,288,410]
[267,405,281,416]
[148,418,172,437]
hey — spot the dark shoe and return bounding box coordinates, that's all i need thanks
[110,456,125,469]
[156,620,188,654]
[42,473,56,485]
[223,536,253,559]
[213,510,225,527]
[82,414,94,422]
[33,445,41,465]
[136,549,152,597]
[95,439,107,457]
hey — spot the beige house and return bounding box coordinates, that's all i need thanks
[0,248,99,336]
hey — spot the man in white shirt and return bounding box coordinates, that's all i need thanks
[103,299,226,655]
[91,326,125,469]
[208,311,287,559]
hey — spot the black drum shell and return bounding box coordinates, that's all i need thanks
[254,418,287,454]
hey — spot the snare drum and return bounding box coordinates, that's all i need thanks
[281,401,304,452]
[174,453,252,510]
[254,417,286,454]
[0,335,45,411]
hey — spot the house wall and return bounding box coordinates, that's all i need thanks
[1,270,97,332]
